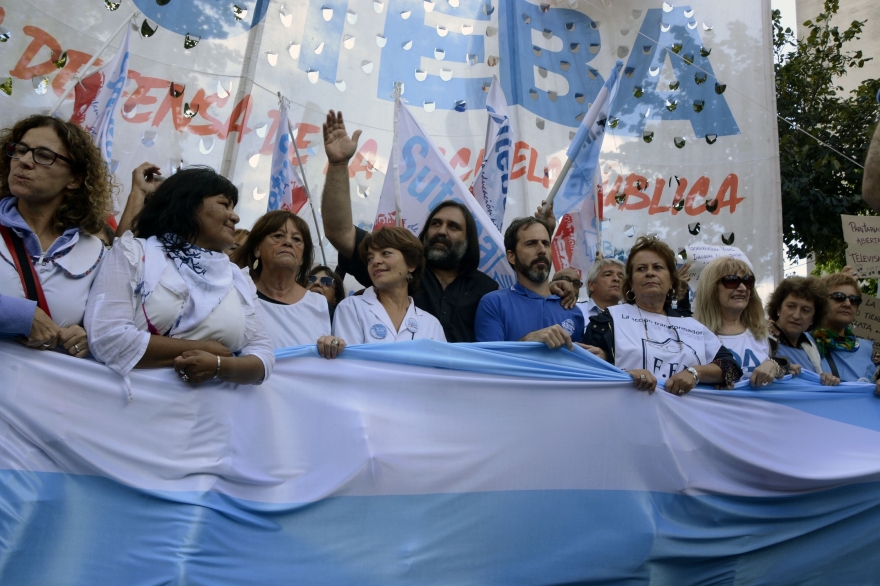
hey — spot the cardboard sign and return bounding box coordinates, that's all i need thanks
[683,244,753,292]
[853,295,880,346]
[841,215,880,278]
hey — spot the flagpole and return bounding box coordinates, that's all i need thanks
[286,115,328,266]
[48,10,139,116]
[391,82,403,227]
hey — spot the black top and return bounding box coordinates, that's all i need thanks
[335,226,499,342]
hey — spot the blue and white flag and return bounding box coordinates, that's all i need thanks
[71,24,132,169]
[471,76,511,232]
[267,101,308,213]
[550,60,624,218]
[376,99,515,288]
[2,339,880,584]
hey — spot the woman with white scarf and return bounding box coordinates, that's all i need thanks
[85,167,273,391]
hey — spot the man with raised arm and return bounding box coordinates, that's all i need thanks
[321,110,499,343]
[474,217,586,349]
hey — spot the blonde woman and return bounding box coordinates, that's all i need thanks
[693,256,788,387]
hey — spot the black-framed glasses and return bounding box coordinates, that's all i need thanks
[719,274,755,290]
[829,292,862,306]
[553,275,583,289]
[308,275,335,287]
[6,142,75,167]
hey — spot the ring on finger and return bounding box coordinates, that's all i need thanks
[677,389,684,396]
[73,344,80,353]
[181,374,190,382]
[761,381,770,386]
[41,342,52,348]
[331,338,340,346]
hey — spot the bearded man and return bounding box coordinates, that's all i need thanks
[474,217,585,348]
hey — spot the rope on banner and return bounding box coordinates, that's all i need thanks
[47,10,140,116]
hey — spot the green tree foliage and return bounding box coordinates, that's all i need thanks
[774,0,879,268]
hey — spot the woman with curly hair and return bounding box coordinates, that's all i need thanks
[584,236,742,395]
[84,167,273,393]
[765,276,838,385]
[693,256,789,387]
[0,114,114,358]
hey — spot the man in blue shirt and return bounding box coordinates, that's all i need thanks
[475,217,585,349]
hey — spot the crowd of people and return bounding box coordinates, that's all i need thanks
[0,112,878,397]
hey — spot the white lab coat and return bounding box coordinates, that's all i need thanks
[332,286,446,344]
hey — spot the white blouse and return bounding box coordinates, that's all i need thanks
[84,233,274,378]
[609,304,722,381]
[718,330,771,380]
[0,229,104,328]
[332,286,446,344]
[259,290,332,349]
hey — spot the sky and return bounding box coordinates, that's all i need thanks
[773,0,798,36]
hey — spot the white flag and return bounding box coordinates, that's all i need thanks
[267,102,308,214]
[470,77,511,232]
[376,100,515,288]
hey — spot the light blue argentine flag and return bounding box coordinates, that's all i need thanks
[1,338,879,585]
[551,60,624,218]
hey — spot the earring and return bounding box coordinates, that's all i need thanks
[405,272,413,283]
[625,290,635,302]
[252,258,260,271]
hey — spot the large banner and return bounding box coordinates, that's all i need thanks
[1,339,880,584]
[0,0,782,293]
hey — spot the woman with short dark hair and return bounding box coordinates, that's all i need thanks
[765,276,837,385]
[585,236,741,395]
[0,114,114,358]
[84,167,273,392]
[324,227,445,356]
[230,210,331,349]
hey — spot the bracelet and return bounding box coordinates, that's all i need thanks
[213,355,221,380]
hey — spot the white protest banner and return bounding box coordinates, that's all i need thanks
[841,215,880,278]
[853,295,880,346]
[471,76,511,233]
[683,243,752,292]
[0,0,781,282]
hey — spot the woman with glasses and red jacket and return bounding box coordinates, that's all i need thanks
[693,256,791,387]
[0,115,114,358]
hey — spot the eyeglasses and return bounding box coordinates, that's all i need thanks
[6,142,75,167]
[308,275,335,287]
[829,292,862,306]
[719,274,755,290]
[552,275,583,288]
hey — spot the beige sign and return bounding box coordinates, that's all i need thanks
[853,295,880,346]
[841,215,880,278]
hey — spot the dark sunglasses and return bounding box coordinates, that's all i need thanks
[552,275,583,289]
[6,142,76,167]
[829,292,862,306]
[719,274,755,290]
[308,275,335,287]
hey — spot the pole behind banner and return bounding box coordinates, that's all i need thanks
[392,83,403,227]
[48,10,139,116]
[286,115,327,266]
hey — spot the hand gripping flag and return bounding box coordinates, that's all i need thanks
[267,102,308,214]
[546,60,624,219]
[471,76,511,232]
[375,99,515,288]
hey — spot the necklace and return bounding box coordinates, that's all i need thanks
[637,305,683,351]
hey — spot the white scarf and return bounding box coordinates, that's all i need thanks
[140,235,253,336]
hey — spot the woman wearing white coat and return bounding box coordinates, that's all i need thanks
[317,226,445,358]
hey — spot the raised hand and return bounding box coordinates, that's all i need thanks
[323,110,362,164]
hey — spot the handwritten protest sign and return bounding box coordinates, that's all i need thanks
[852,295,880,347]
[683,244,752,292]
[841,215,880,278]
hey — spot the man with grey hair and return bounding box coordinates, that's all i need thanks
[577,258,625,319]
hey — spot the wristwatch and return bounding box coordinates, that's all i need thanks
[686,367,699,385]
